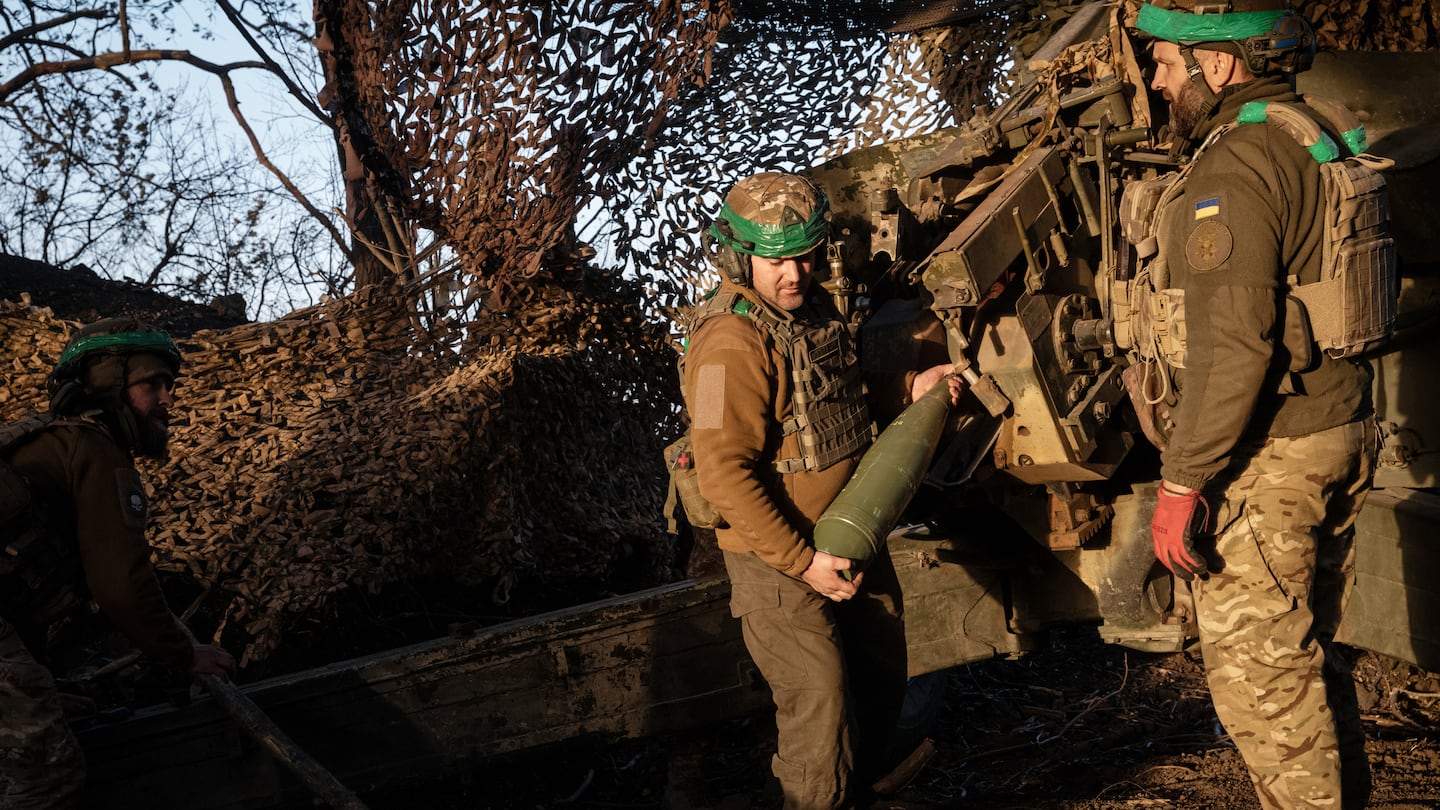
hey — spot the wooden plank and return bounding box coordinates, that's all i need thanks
[79,577,768,809]
[75,488,1440,809]
[77,543,1035,810]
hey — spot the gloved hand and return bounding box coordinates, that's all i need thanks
[1151,482,1209,581]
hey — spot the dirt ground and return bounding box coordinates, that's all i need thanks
[365,628,1440,810]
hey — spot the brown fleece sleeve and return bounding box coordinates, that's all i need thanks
[1159,126,1293,490]
[684,316,815,577]
[45,427,193,669]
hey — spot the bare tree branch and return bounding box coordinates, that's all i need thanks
[119,0,131,62]
[0,50,268,102]
[214,0,332,126]
[16,38,91,62]
[2,7,344,304]
[215,72,356,267]
[0,9,107,52]
[347,223,403,277]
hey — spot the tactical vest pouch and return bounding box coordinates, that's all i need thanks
[1119,172,1180,251]
[0,415,87,626]
[1153,287,1187,369]
[1129,276,1187,369]
[1238,101,1398,359]
[663,434,720,533]
[1293,155,1397,358]
[1118,171,1188,360]
[1110,276,1135,352]
[1121,363,1174,450]
[777,318,874,474]
[1282,293,1315,373]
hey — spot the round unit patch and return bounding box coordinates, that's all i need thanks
[1185,219,1233,272]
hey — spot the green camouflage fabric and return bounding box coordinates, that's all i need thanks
[0,619,85,809]
[716,172,830,259]
[1191,418,1376,810]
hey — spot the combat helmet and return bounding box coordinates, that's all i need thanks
[1135,0,1316,77]
[705,172,830,286]
[47,318,181,452]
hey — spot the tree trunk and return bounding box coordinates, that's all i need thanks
[314,0,401,288]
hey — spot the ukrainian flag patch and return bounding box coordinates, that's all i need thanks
[1194,197,1221,220]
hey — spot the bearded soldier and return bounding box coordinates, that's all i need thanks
[1126,2,1391,807]
[0,318,235,808]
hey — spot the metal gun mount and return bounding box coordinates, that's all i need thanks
[809,0,1440,685]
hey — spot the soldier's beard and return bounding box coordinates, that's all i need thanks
[1168,79,1209,141]
[131,409,170,460]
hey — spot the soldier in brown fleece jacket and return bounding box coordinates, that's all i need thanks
[683,172,958,809]
[1,318,234,809]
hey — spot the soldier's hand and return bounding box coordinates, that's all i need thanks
[912,365,963,406]
[191,644,237,682]
[802,551,862,602]
[1151,481,1209,581]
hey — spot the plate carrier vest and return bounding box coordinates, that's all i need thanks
[664,288,875,533]
[1114,96,1397,380]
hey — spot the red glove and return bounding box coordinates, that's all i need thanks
[1151,483,1209,581]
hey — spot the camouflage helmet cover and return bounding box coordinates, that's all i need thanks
[709,172,830,259]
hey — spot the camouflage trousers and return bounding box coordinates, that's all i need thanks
[0,618,85,809]
[723,549,907,810]
[1192,418,1377,810]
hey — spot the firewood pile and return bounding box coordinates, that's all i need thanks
[1,266,681,666]
[0,297,68,413]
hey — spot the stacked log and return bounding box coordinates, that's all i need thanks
[1,269,681,666]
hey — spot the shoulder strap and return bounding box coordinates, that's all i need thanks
[1300,94,1369,156]
[1236,100,1343,163]
[0,414,106,459]
[0,414,57,456]
[684,287,790,350]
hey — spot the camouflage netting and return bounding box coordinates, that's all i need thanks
[2,265,676,665]
[4,0,1431,666]
[622,1,1049,304]
[1299,0,1440,51]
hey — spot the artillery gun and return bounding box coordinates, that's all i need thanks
[809,1,1440,672]
[70,6,1440,806]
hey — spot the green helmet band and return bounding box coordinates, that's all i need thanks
[56,331,180,374]
[1135,4,1287,43]
[709,199,829,259]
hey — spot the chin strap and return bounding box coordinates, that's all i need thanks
[1179,46,1217,104]
[1167,45,1223,161]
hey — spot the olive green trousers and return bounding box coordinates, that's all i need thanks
[723,549,907,810]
